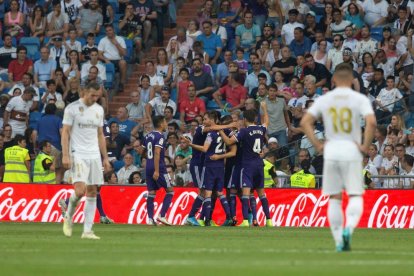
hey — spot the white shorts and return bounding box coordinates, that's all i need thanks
[71,157,104,185]
[322,159,364,196]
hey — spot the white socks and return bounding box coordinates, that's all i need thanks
[66,193,81,220]
[84,197,97,233]
[328,198,344,247]
[345,196,363,235]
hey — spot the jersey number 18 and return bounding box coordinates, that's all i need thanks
[329,107,352,134]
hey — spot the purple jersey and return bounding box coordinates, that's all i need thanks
[235,125,266,166]
[204,131,226,167]
[143,131,167,174]
[190,126,207,166]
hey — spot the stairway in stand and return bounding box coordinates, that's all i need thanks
[108,0,199,117]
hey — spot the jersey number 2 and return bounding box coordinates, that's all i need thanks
[215,137,225,154]
[329,107,352,133]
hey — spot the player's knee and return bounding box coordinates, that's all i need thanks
[330,194,342,200]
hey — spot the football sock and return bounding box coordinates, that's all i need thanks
[219,195,231,219]
[83,197,97,233]
[202,197,212,220]
[345,196,363,235]
[210,195,217,219]
[189,195,204,217]
[242,195,249,220]
[230,194,237,218]
[160,192,174,217]
[250,196,257,220]
[328,198,344,247]
[66,193,81,220]
[259,195,270,219]
[96,192,106,217]
[147,194,156,220]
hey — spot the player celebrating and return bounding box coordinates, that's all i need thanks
[219,103,273,227]
[300,63,376,252]
[62,83,111,240]
[142,115,174,226]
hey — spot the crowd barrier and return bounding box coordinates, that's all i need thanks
[0,183,413,229]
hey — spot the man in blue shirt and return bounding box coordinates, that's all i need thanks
[235,11,261,53]
[289,27,312,57]
[34,46,57,88]
[196,21,223,65]
[108,107,138,137]
[215,50,232,87]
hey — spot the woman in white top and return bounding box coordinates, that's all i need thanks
[387,114,408,144]
[156,48,173,85]
[138,75,155,104]
[368,144,383,171]
[62,50,81,80]
[406,132,414,157]
[166,133,179,160]
[186,19,202,43]
[265,39,282,71]
[274,71,287,91]
[380,144,399,188]
[312,40,328,67]
[29,5,47,43]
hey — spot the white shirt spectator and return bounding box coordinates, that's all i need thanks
[98,36,126,60]
[397,35,414,67]
[281,22,304,45]
[381,156,399,188]
[61,0,83,23]
[117,165,139,185]
[327,46,344,72]
[148,74,164,87]
[148,97,177,116]
[369,154,383,170]
[376,87,403,112]
[301,129,324,157]
[355,38,377,62]
[343,38,358,53]
[8,84,40,102]
[212,25,227,41]
[65,40,82,52]
[400,167,414,189]
[341,0,364,10]
[5,95,31,137]
[376,57,398,78]
[362,0,388,26]
[41,91,63,112]
[81,61,106,81]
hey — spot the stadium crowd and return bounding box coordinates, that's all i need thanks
[0,0,413,189]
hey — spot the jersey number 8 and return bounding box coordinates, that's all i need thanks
[329,107,352,134]
[147,142,153,159]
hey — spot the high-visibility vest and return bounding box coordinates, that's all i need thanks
[3,145,30,183]
[290,170,316,188]
[263,159,275,188]
[33,152,56,184]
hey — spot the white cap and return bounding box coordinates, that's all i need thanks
[268,137,278,144]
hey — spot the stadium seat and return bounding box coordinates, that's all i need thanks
[0,73,9,82]
[37,88,46,112]
[77,37,86,47]
[29,111,42,130]
[371,27,383,42]
[170,88,177,102]
[108,0,119,13]
[112,160,124,172]
[124,39,133,63]
[207,100,220,110]
[114,13,123,22]
[105,63,115,89]
[315,15,323,24]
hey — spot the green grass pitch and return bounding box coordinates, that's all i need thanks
[0,223,413,275]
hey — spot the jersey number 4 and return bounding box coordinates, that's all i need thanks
[253,138,262,153]
[328,107,352,134]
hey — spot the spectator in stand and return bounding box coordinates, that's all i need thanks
[368,144,383,171]
[363,0,388,26]
[138,74,155,104]
[326,8,352,38]
[388,114,408,144]
[271,46,296,83]
[128,171,142,184]
[119,3,143,63]
[249,73,268,99]
[211,13,227,48]
[36,103,64,183]
[289,27,312,57]
[281,9,304,46]
[189,58,214,102]
[264,39,281,71]
[3,124,14,149]
[264,84,291,146]
[81,33,97,62]
[303,54,330,88]
[166,132,179,160]
[117,153,138,185]
[300,75,320,105]
[9,72,40,112]
[0,95,10,129]
[167,27,193,60]
[130,139,144,168]
[41,80,63,112]
[393,6,412,35]
[217,0,237,50]
[179,84,206,124]
[213,72,247,111]
[375,76,403,123]
[245,58,271,95]
[65,28,82,53]
[374,125,388,155]
[215,50,232,87]
[235,11,261,53]
[400,154,414,189]
[146,87,176,119]
[174,154,192,187]
[63,77,80,105]
[354,25,377,63]
[133,0,157,48]
[156,48,173,85]
[28,5,47,43]
[343,26,358,53]
[4,87,35,137]
[311,40,328,68]
[164,107,181,128]
[0,34,16,74]
[46,0,69,38]
[197,20,222,65]
[75,0,102,37]
[303,11,317,41]
[4,0,25,40]
[48,36,67,68]
[81,65,104,87]
[62,50,81,80]
[257,22,275,51]
[106,121,131,162]
[109,107,137,137]
[368,68,386,99]
[98,24,127,92]
[186,19,202,43]
[34,46,57,88]
[143,61,163,94]
[197,0,215,25]
[60,0,83,26]
[81,48,106,82]
[375,48,397,78]
[8,46,33,83]
[126,91,146,124]
[326,34,344,73]
[380,144,399,188]
[344,3,365,30]
[54,68,67,95]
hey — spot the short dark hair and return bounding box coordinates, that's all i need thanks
[386,76,395,81]
[84,82,100,91]
[153,115,166,128]
[403,154,414,167]
[395,143,406,149]
[202,20,212,27]
[14,134,25,144]
[205,110,218,122]
[46,79,56,87]
[87,32,96,38]
[179,68,189,75]
[45,103,57,115]
[294,27,304,33]
[335,62,353,73]
[164,106,174,114]
[374,68,384,75]
[109,121,119,128]
[258,73,267,79]
[16,45,27,54]
[2,33,11,40]
[168,122,179,130]
[243,109,257,123]
[333,34,344,41]
[377,125,387,137]
[39,140,50,150]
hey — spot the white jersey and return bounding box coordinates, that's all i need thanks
[307,87,374,161]
[62,99,104,159]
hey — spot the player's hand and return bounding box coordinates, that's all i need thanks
[62,155,71,170]
[153,171,159,181]
[103,158,112,173]
[210,154,219,160]
[180,136,190,144]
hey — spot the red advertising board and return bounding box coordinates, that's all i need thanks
[0,183,413,228]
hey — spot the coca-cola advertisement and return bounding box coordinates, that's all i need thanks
[0,183,413,228]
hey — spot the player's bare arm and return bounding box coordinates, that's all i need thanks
[260,101,269,128]
[204,122,238,132]
[218,129,237,146]
[61,124,72,170]
[98,126,111,173]
[359,114,377,154]
[153,146,161,181]
[300,113,324,154]
[188,140,210,153]
[210,144,237,160]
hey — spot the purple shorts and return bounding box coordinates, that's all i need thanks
[240,166,264,189]
[146,169,172,191]
[227,165,242,189]
[202,167,225,192]
[190,164,205,189]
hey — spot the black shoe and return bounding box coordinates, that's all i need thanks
[204,219,211,227]
[119,84,124,92]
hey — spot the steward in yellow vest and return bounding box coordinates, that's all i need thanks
[33,140,56,184]
[290,159,316,188]
[3,135,30,183]
[263,151,278,188]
